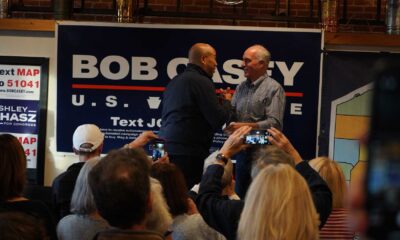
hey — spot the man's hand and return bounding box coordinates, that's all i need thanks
[267,127,303,164]
[224,122,258,135]
[220,126,252,158]
[219,87,233,101]
[127,131,158,148]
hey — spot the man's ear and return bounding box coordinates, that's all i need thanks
[200,55,207,65]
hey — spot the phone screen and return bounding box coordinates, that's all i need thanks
[245,130,270,145]
[151,141,165,160]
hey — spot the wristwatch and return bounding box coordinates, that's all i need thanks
[216,153,229,164]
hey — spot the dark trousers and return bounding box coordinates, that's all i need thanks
[234,149,253,199]
[169,154,206,189]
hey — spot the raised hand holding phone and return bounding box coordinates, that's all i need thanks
[150,139,166,161]
[244,130,271,145]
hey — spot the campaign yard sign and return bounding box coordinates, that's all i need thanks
[0,57,48,184]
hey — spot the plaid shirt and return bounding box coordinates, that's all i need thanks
[231,73,285,130]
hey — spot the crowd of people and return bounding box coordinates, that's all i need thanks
[0,42,358,240]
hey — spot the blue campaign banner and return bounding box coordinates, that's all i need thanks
[57,23,321,159]
[0,99,39,134]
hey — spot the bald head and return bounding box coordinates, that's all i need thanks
[189,43,214,63]
[188,43,217,77]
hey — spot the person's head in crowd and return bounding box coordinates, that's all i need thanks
[0,134,26,201]
[73,124,104,161]
[242,44,270,82]
[238,164,319,240]
[309,157,347,208]
[0,212,48,240]
[70,157,102,215]
[203,152,234,192]
[251,145,295,179]
[89,148,151,229]
[145,178,173,234]
[188,43,217,77]
[150,162,189,217]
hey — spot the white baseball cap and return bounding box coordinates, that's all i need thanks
[72,124,105,153]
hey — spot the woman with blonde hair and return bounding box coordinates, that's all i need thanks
[237,164,319,240]
[309,157,355,239]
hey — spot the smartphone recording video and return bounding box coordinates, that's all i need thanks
[150,139,165,160]
[245,130,270,145]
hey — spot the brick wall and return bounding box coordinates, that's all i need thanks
[9,0,387,32]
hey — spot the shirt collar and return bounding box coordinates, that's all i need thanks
[246,73,268,87]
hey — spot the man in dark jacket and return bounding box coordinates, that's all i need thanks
[159,43,234,188]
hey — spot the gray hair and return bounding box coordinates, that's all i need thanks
[251,145,295,179]
[145,178,173,234]
[203,151,233,189]
[70,157,101,214]
[251,44,271,63]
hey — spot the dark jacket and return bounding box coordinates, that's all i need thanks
[0,199,58,240]
[159,64,234,157]
[195,161,332,240]
[94,229,164,240]
[52,162,85,221]
[298,160,333,228]
[195,165,243,240]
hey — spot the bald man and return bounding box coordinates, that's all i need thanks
[159,43,234,188]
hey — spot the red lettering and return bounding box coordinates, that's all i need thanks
[22,137,29,144]
[16,68,26,76]
[16,68,38,76]
[17,137,37,145]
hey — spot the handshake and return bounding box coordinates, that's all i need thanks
[217,87,233,102]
